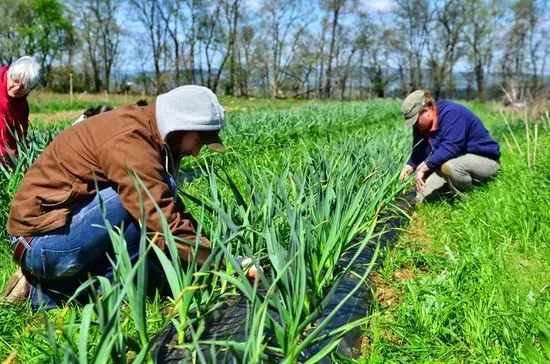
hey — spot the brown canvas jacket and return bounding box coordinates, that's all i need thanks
[7,104,211,265]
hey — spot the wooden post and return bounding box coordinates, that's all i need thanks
[125,90,128,104]
[69,73,73,104]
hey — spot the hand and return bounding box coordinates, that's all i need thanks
[236,256,263,282]
[175,234,212,267]
[414,162,430,192]
[415,170,426,192]
[399,164,414,181]
[199,235,211,247]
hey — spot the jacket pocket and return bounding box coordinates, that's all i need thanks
[39,186,79,210]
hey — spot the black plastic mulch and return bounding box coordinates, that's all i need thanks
[153,194,415,363]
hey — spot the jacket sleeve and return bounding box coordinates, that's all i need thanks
[21,102,29,137]
[406,128,429,169]
[425,111,467,169]
[98,127,212,265]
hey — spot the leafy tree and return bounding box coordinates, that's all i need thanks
[0,0,34,65]
[19,0,74,86]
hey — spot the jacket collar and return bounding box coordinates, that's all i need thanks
[144,104,182,182]
[144,104,165,147]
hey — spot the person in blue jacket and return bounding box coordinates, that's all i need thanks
[399,90,501,203]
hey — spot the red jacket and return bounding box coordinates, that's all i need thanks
[0,65,30,163]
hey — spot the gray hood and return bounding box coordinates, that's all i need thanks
[155,85,225,140]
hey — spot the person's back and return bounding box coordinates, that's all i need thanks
[4,85,236,309]
[427,100,500,167]
[8,104,162,235]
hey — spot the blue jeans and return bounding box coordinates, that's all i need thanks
[11,176,176,310]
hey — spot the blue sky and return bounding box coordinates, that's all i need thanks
[112,0,549,78]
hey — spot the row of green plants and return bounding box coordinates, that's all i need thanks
[26,92,325,115]
[0,101,411,362]
[362,110,550,362]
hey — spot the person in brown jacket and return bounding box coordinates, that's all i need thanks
[2,85,229,310]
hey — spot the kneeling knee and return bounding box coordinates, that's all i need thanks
[440,162,455,178]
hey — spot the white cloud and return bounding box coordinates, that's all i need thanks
[361,0,395,13]
[246,0,262,11]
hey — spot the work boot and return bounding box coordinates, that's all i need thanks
[1,268,30,302]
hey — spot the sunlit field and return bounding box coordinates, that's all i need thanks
[27,91,334,124]
[0,98,549,362]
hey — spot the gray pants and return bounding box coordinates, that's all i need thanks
[417,154,500,203]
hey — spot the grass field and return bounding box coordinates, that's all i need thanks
[27,91,329,124]
[0,95,548,362]
[363,108,550,363]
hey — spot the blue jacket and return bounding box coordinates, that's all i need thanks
[407,100,500,170]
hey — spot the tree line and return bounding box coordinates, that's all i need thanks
[1,0,548,101]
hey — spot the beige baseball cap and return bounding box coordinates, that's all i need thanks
[402,90,425,127]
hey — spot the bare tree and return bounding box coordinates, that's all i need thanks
[524,0,548,96]
[82,15,102,91]
[463,0,500,101]
[337,23,358,100]
[197,0,223,91]
[129,0,169,94]
[5,0,546,100]
[72,0,122,92]
[321,0,348,99]
[97,0,121,91]
[258,0,312,98]
[193,0,239,94]
[426,0,467,99]
[287,30,319,98]
[316,17,329,98]
[252,38,272,97]
[225,0,242,95]
[393,0,430,91]
[500,0,541,100]
[183,0,208,84]
[158,0,185,87]
[134,42,154,94]
[210,0,241,95]
[368,27,396,98]
[237,25,255,96]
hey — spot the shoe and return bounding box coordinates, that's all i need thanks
[1,268,30,302]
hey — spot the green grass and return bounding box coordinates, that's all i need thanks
[27,91,330,114]
[27,91,335,124]
[1,98,549,362]
[362,108,550,362]
[0,99,410,362]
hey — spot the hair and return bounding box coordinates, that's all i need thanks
[423,91,436,108]
[7,56,41,92]
[136,99,148,106]
[83,104,113,118]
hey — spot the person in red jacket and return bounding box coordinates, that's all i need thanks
[0,56,41,164]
